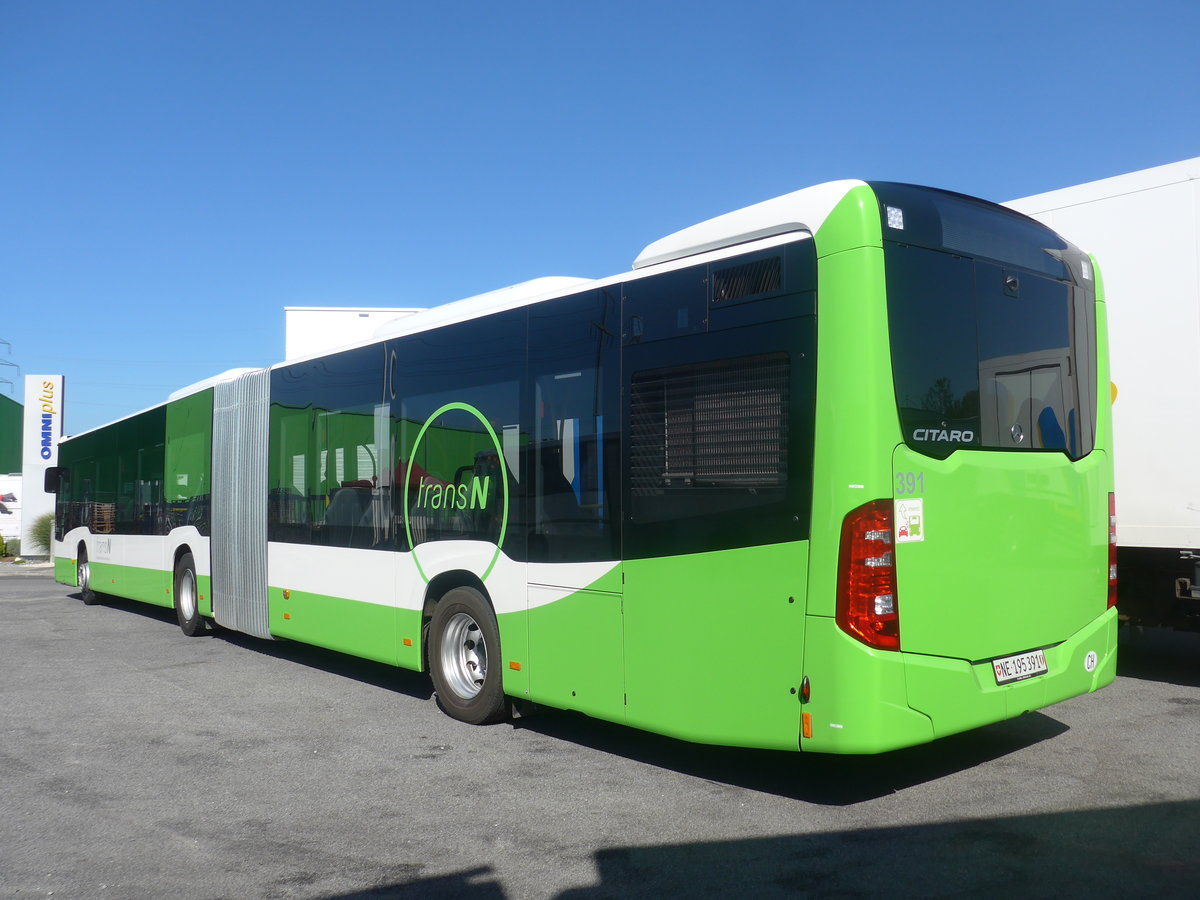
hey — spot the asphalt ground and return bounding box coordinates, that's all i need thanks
[1,561,1197,899]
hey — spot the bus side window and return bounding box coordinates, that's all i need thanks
[269,343,391,550]
[527,288,621,564]
[532,371,616,562]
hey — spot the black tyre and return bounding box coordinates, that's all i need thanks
[428,586,509,725]
[78,546,100,606]
[174,552,207,636]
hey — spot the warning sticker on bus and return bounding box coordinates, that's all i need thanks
[895,498,924,543]
[992,648,1049,685]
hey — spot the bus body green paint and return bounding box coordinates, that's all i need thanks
[49,179,1114,754]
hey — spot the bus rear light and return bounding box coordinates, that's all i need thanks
[837,499,901,651]
[1108,493,1118,609]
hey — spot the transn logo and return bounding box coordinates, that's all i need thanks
[413,476,492,511]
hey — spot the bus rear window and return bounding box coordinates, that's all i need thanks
[884,243,1095,460]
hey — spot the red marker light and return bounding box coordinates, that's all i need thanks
[836,499,901,651]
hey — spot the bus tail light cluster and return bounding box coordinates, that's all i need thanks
[836,499,900,651]
[1108,492,1118,609]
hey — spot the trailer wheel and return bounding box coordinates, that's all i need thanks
[429,587,508,725]
[174,552,206,636]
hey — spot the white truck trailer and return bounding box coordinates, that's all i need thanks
[1008,157,1200,629]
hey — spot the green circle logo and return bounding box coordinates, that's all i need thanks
[403,402,509,583]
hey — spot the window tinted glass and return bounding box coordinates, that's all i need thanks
[114,408,166,535]
[270,343,391,549]
[623,319,815,559]
[526,288,621,562]
[391,311,525,558]
[165,389,213,536]
[887,248,981,447]
[886,243,1094,459]
[622,266,708,343]
[871,181,1070,280]
[57,407,167,538]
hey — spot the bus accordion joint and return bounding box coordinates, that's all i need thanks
[836,499,901,651]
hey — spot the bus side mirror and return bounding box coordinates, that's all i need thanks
[44,466,66,494]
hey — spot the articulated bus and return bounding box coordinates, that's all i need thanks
[49,181,1117,754]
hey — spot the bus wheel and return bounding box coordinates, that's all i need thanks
[78,547,99,606]
[429,587,508,725]
[174,552,207,637]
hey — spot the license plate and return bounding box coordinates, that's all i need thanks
[992,648,1049,685]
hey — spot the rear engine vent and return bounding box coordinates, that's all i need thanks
[630,352,789,494]
[712,256,782,303]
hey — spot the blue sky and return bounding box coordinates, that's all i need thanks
[3,0,1198,435]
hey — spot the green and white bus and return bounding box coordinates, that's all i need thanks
[49,180,1117,754]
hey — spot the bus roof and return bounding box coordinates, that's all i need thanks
[168,368,265,403]
[72,179,870,419]
[369,276,593,348]
[633,179,866,269]
[368,181,865,350]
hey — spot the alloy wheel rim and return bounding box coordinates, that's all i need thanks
[178,569,197,619]
[439,612,487,699]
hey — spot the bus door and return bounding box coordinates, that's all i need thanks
[524,289,625,723]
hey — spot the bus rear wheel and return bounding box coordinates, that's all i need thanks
[174,552,207,636]
[429,587,508,725]
[78,547,99,606]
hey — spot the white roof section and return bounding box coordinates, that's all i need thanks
[633,179,866,269]
[285,306,426,361]
[312,183,871,352]
[284,305,426,313]
[61,397,177,441]
[168,368,263,402]
[371,276,593,343]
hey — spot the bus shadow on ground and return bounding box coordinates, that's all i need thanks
[78,589,1067,803]
[319,800,1200,899]
[216,628,436,702]
[1117,625,1200,688]
[76,590,434,702]
[512,706,1069,806]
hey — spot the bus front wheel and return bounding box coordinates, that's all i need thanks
[78,547,99,606]
[429,587,508,725]
[174,553,207,637]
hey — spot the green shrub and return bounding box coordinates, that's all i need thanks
[26,512,55,556]
[0,533,7,556]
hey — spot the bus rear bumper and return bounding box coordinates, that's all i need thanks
[800,607,1117,754]
[904,605,1118,741]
